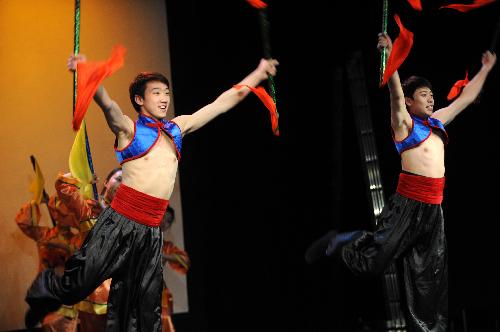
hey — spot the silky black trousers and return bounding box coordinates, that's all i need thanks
[26,207,164,332]
[342,193,448,332]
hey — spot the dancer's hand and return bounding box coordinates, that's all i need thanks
[481,50,497,72]
[377,32,392,55]
[255,58,279,81]
[67,54,87,72]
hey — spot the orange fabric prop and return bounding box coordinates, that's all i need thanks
[381,15,414,87]
[246,0,268,9]
[440,0,496,12]
[447,71,469,100]
[234,84,279,136]
[73,45,126,131]
[407,0,423,11]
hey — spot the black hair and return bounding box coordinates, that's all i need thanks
[105,167,122,183]
[402,76,432,99]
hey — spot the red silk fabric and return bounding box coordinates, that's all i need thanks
[440,0,496,12]
[396,172,445,204]
[381,15,414,87]
[73,45,126,131]
[234,84,279,136]
[246,0,268,9]
[407,0,423,11]
[111,184,169,227]
[447,71,469,100]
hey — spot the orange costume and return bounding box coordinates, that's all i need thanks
[161,241,190,332]
[16,173,111,331]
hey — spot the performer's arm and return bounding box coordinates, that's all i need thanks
[67,54,134,137]
[15,201,48,241]
[173,58,278,135]
[163,241,191,274]
[432,51,497,125]
[93,86,134,136]
[55,172,100,225]
[378,33,412,135]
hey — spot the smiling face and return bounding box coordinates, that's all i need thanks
[405,87,434,119]
[402,76,434,119]
[129,72,170,116]
[135,81,171,120]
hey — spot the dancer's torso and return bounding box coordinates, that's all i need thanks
[400,132,445,178]
[394,116,447,178]
[117,128,179,200]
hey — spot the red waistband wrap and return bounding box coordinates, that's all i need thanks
[396,172,445,204]
[111,184,169,227]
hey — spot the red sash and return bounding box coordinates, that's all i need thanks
[396,172,445,204]
[111,184,168,227]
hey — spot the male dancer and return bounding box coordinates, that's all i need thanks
[305,33,496,331]
[25,55,278,331]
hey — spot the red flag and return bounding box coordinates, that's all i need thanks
[381,15,414,87]
[234,84,279,136]
[440,0,496,12]
[407,0,423,11]
[246,0,268,9]
[73,45,126,131]
[447,71,469,100]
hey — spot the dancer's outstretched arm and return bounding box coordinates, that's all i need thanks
[173,58,279,135]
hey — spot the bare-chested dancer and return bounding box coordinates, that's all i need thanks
[305,32,496,332]
[25,54,278,332]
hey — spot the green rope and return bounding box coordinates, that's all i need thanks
[73,0,80,104]
[258,8,279,118]
[380,0,389,85]
[73,0,98,200]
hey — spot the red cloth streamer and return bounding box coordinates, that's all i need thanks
[72,45,127,131]
[396,172,445,204]
[234,84,279,136]
[440,0,496,12]
[381,15,414,87]
[246,0,268,9]
[407,0,423,11]
[447,71,469,100]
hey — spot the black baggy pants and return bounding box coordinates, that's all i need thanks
[26,207,164,332]
[342,193,448,332]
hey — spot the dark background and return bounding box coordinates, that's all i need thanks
[165,0,500,331]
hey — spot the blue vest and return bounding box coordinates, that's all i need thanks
[115,114,182,164]
[394,116,448,154]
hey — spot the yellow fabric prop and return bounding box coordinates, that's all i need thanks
[69,120,94,200]
[28,157,45,205]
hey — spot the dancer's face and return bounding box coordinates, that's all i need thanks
[136,81,171,120]
[405,87,434,119]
